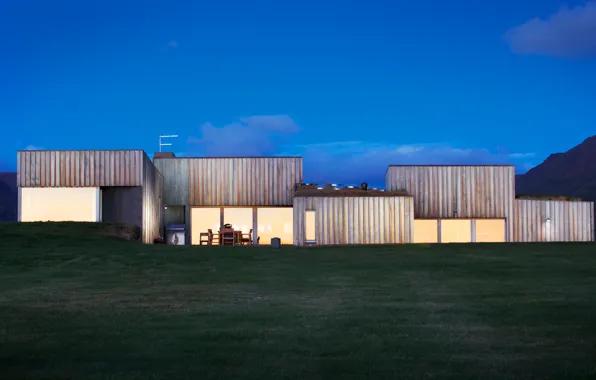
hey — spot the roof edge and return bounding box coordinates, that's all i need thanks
[153,155,303,159]
[387,164,515,167]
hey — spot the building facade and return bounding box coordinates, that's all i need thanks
[17,150,163,244]
[153,154,302,245]
[16,150,595,245]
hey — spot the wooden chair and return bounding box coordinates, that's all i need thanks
[199,229,218,245]
[241,229,253,245]
[241,230,261,245]
[208,229,219,245]
[220,228,235,245]
[199,231,210,245]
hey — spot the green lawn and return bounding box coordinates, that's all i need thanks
[1,222,596,380]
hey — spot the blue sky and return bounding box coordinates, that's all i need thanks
[1,0,595,186]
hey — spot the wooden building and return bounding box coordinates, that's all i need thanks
[513,199,594,242]
[17,150,163,244]
[16,149,594,245]
[292,185,414,246]
[153,155,302,245]
[385,165,516,242]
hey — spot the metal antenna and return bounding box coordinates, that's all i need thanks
[159,135,178,152]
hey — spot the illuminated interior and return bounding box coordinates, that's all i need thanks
[20,187,101,222]
[190,207,221,245]
[413,219,438,243]
[475,219,506,242]
[305,210,316,242]
[257,207,293,245]
[222,207,253,235]
[440,219,472,243]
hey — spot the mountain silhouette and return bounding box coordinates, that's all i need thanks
[516,136,596,201]
[0,172,17,222]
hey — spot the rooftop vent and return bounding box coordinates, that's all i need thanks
[154,152,175,159]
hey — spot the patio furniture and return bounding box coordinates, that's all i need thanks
[199,229,218,245]
[199,231,210,245]
[220,228,236,245]
[208,229,219,245]
[241,229,259,245]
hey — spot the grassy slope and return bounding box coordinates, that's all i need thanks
[1,223,595,380]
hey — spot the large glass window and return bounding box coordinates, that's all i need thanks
[475,219,505,242]
[222,208,253,235]
[20,187,101,222]
[257,207,293,245]
[440,219,472,243]
[413,219,438,243]
[191,207,221,245]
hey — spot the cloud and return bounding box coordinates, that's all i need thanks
[185,115,536,187]
[288,141,535,186]
[24,145,43,150]
[509,152,535,158]
[187,115,299,156]
[504,2,596,58]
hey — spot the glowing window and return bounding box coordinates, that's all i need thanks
[305,210,316,243]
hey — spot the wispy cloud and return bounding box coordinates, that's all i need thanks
[509,152,535,159]
[186,115,536,186]
[285,141,535,186]
[187,115,299,156]
[24,145,43,150]
[504,2,596,59]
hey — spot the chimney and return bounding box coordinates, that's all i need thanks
[154,152,176,159]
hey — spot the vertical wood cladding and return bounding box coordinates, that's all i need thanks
[153,158,189,205]
[293,196,414,246]
[142,153,164,244]
[17,150,163,244]
[385,165,515,241]
[17,150,144,187]
[154,157,302,206]
[514,199,594,242]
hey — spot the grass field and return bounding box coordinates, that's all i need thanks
[1,222,596,379]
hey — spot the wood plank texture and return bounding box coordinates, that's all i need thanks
[385,165,515,241]
[513,199,594,242]
[293,196,414,246]
[17,150,144,187]
[142,153,164,244]
[153,158,189,205]
[155,157,302,206]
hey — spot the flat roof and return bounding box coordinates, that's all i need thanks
[294,185,410,197]
[18,149,145,152]
[387,164,515,167]
[153,155,302,159]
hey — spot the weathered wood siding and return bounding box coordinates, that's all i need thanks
[385,165,515,241]
[153,158,189,205]
[17,150,144,187]
[154,157,302,206]
[142,153,164,244]
[514,199,594,242]
[17,150,164,244]
[293,196,414,246]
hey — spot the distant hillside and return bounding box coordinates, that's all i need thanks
[0,172,17,221]
[515,136,596,202]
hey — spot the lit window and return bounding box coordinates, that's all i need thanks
[305,210,316,243]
